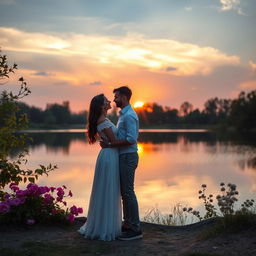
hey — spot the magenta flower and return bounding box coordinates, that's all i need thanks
[62,185,67,189]
[70,205,78,215]
[67,213,75,224]
[43,194,54,205]
[77,207,83,214]
[0,202,10,213]
[16,190,27,197]
[8,198,22,206]
[38,186,50,194]
[26,219,35,225]
[57,187,64,198]
[10,185,19,192]
[49,186,56,192]
[26,183,39,195]
[9,182,17,189]
[68,190,73,197]
[4,193,10,200]
[56,196,62,202]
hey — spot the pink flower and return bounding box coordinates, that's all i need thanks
[57,188,64,197]
[50,187,56,192]
[38,186,50,194]
[43,194,54,205]
[0,202,10,213]
[26,183,39,195]
[77,207,83,214]
[16,190,27,197]
[10,185,19,192]
[70,205,78,215]
[26,219,35,225]
[4,193,10,200]
[8,198,22,206]
[9,182,17,189]
[67,213,75,224]
[56,196,62,202]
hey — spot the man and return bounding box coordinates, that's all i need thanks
[101,86,142,241]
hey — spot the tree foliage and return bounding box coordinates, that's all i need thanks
[0,50,57,199]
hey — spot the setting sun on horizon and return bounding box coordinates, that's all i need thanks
[134,101,144,108]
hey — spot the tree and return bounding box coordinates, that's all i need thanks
[180,101,193,116]
[0,49,56,199]
[46,101,71,124]
[229,90,256,130]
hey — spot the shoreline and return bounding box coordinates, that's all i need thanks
[1,217,255,256]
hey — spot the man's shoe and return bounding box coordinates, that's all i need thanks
[117,230,143,241]
[121,223,131,232]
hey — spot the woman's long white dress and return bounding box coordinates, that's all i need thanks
[78,119,122,241]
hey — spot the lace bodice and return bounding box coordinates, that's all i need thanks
[97,119,117,142]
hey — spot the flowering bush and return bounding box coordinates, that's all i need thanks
[0,182,83,225]
[183,183,255,222]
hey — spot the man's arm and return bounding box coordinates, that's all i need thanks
[99,128,133,148]
[100,115,137,148]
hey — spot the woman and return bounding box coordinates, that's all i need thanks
[78,94,122,241]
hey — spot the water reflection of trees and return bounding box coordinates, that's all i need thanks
[138,132,217,144]
[28,132,87,155]
[10,131,255,170]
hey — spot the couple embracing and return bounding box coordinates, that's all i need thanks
[78,86,143,241]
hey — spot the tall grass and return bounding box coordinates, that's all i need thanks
[143,203,196,226]
[143,182,256,232]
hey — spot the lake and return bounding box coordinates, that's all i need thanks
[17,129,256,222]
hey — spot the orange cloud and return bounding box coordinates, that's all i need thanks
[239,80,256,90]
[249,61,256,72]
[0,27,240,77]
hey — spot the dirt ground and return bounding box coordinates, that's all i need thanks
[0,217,256,256]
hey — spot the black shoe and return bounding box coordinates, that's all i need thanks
[117,230,143,241]
[121,224,131,232]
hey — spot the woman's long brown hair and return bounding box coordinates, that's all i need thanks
[87,94,105,144]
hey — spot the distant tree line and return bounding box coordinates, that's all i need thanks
[17,101,87,128]
[129,90,255,130]
[15,90,256,130]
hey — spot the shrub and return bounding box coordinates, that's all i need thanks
[0,182,83,225]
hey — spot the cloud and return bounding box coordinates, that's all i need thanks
[185,7,192,11]
[0,27,240,77]
[32,71,54,76]
[239,80,256,90]
[166,66,177,72]
[249,61,256,72]
[219,0,244,15]
[88,80,102,86]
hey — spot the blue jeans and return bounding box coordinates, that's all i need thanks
[119,152,140,231]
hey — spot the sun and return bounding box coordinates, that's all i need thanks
[134,101,144,108]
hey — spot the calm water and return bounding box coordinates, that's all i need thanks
[17,130,256,220]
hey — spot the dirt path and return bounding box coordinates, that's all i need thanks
[1,218,256,256]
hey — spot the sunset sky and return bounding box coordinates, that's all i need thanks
[0,0,255,112]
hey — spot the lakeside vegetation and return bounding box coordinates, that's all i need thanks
[143,183,256,237]
[0,50,83,225]
[13,90,256,131]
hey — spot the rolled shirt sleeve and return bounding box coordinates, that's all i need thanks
[117,105,139,154]
[125,115,138,144]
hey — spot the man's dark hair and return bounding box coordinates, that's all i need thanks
[113,86,132,101]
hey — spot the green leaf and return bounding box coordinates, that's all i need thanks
[28,177,35,183]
